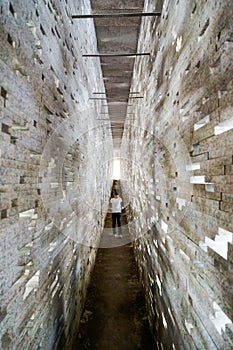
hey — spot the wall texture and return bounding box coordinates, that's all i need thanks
[0,0,111,349]
[121,0,233,349]
[1,0,233,349]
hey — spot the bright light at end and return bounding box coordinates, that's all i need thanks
[113,159,121,179]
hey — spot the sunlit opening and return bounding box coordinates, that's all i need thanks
[112,159,121,179]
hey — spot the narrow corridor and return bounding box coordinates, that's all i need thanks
[1,1,233,349]
[73,199,154,349]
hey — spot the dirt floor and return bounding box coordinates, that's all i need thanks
[72,208,155,350]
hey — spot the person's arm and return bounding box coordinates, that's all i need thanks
[120,198,124,210]
[109,198,113,212]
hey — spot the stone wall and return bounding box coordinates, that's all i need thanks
[0,0,111,349]
[121,0,233,348]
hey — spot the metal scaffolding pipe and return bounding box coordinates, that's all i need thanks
[72,12,161,19]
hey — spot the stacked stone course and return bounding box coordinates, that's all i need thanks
[122,0,233,348]
[0,1,111,349]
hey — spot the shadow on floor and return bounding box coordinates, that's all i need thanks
[72,204,155,349]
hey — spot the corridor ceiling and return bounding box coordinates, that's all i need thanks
[90,0,144,149]
[72,0,152,150]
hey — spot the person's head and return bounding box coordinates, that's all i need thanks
[114,191,119,198]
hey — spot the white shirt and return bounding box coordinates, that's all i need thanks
[110,197,122,213]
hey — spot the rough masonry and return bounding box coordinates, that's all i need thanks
[0,0,111,349]
[1,0,233,349]
[121,0,233,349]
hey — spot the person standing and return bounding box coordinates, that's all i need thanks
[110,191,123,238]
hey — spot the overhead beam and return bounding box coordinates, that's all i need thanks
[93,92,140,94]
[102,81,131,84]
[90,97,143,100]
[108,103,132,105]
[129,96,144,99]
[91,97,127,99]
[83,53,150,57]
[72,12,161,19]
[93,95,142,98]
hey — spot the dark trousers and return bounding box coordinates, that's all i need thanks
[112,213,122,235]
